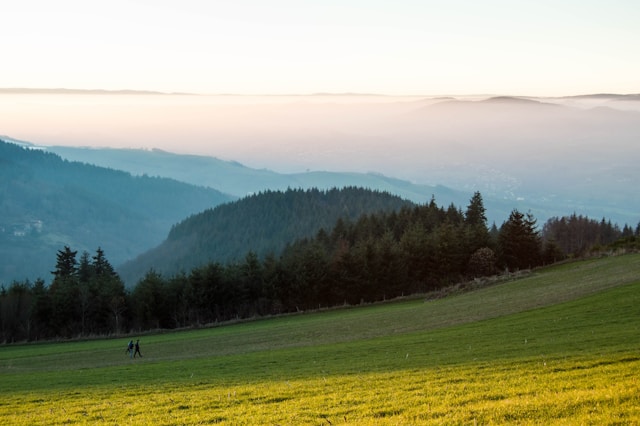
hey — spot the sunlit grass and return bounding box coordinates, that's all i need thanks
[1,254,639,424]
[3,354,639,425]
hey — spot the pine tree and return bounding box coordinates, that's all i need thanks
[464,192,491,268]
[132,270,168,330]
[51,246,78,281]
[50,246,80,336]
[77,251,93,335]
[465,191,487,226]
[498,210,542,270]
[92,248,126,334]
[30,278,51,340]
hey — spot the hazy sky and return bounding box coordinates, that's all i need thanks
[3,0,639,96]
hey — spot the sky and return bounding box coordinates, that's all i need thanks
[3,0,639,96]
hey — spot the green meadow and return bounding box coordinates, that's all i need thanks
[1,254,639,425]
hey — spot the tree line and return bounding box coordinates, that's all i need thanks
[1,247,127,342]
[1,192,638,342]
[542,213,637,256]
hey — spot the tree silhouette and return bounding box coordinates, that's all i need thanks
[498,210,541,270]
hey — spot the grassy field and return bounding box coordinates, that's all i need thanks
[1,254,639,424]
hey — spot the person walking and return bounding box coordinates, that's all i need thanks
[134,339,143,358]
[126,340,134,358]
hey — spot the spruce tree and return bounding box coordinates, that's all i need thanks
[464,191,491,264]
[50,246,80,336]
[498,210,542,270]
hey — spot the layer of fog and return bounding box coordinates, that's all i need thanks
[2,92,639,210]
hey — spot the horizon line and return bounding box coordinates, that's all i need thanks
[2,87,638,99]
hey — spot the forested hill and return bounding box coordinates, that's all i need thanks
[0,139,233,284]
[117,187,413,285]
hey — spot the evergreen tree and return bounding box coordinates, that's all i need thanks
[132,270,169,330]
[0,280,33,342]
[373,231,406,299]
[465,192,487,226]
[262,253,286,314]
[463,192,491,272]
[30,278,51,340]
[431,222,465,285]
[91,248,127,334]
[399,222,433,293]
[51,246,78,280]
[77,251,93,335]
[49,246,80,336]
[240,251,264,306]
[498,210,542,270]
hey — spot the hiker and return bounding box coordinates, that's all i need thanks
[134,339,143,358]
[126,340,134,358]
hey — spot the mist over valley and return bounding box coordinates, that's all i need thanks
[1,92,639,285]
[3,91,638,224]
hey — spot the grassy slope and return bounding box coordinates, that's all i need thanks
[1,253,639,424]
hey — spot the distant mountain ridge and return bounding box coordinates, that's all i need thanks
[44,145,535,226]
[47,144,463,199]
[0,139,233,285]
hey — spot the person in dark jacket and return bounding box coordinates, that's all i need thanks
[134,339,143,358]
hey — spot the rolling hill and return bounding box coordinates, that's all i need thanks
[0,139,233,285]
[117,187,413,285]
